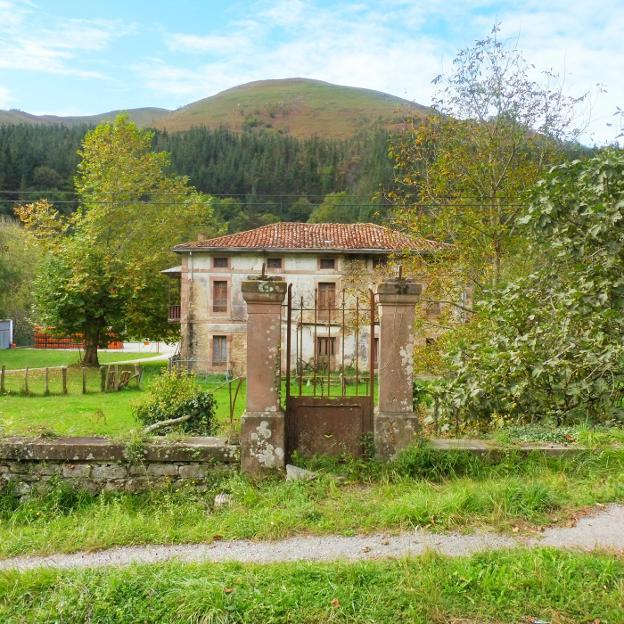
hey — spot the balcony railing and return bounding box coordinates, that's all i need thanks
[168,304,181,323]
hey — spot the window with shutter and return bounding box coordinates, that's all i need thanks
[317,282,336,319]
[316,337,336,356]
[213,281,228,312]
[212,335,227,364]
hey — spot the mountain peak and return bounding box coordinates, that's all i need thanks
[0,78,429,139]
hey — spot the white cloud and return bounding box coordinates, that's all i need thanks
[141,0,622,144]
[493,1,624,144]
[0,1,133,78]
[141,1,445,108]
[167,33,251,54]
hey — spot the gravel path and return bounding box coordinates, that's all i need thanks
[1,504,622,572]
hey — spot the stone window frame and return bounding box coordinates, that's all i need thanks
[210,276,231,316]
[212,334,229,366]
[212,256,230,270]
[317,280,337,320]
[266,256,283,271]
[318,256,337,271]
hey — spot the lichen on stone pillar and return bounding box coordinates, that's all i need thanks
[239,277,288,474]
[375,278,422,459]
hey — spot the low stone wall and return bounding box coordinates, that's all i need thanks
[0,436,240,496]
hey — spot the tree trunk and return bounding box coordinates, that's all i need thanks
[82,331,100,367]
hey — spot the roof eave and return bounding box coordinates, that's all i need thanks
[172,246,435,255]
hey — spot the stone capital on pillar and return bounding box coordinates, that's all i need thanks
[375,278,422,459]
[240,277,288,474]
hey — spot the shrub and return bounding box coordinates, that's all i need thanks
[438,150,624,429]
[133,370,216,435]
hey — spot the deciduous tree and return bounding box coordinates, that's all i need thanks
[17,116,220,366]
[439,149,624,428]
[0,216,39,343]
[389,26,586,309]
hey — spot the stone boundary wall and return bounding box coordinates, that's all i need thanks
[0,436,240,497]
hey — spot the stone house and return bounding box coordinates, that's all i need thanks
[166,222,439,374]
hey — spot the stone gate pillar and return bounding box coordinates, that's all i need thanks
[375,278,422,458]
[240,277,287,474]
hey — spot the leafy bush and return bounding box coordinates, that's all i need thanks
[438,149,624,429]
[133,370,216,435]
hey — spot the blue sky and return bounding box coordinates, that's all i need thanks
[0,0,622,143]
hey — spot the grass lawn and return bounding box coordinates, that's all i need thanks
[1,550,622,623]
[0,362,246,438]
[0,362,375,438]
[0,348,156,370]
[0,448,623,558]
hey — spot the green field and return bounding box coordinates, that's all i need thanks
[0,348,156,370]
[0,355,378,438]
[0,362,244,438]
[0,550,622,623]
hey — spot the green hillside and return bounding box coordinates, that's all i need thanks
[0,79,428,138]
[153,78,427,138]
[0,107,170,128]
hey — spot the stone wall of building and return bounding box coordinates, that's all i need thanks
[177,251,381,375]
[0,436,239,497]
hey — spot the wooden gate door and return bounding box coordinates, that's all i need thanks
[284,285,377,459]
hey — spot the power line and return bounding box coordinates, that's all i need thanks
[0,189,528,200]
[0,198,527,208]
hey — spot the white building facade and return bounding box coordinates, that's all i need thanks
[168,222,439,375]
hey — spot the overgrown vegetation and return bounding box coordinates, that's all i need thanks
[133,369,216,435]
[0,445,622,557]
[1,550,622,623]
[0,217,39,344]
[390,26,587,317]
[439,149,624,429]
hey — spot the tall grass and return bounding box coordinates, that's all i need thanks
[1,447,622,558]
[0,550,622,623]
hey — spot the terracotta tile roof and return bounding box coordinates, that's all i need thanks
[174,222,442,253]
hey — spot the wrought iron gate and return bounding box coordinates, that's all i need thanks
[283,284,377,459]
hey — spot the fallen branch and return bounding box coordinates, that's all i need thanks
[143,413,194,434]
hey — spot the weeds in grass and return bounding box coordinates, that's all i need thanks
[0,550,622,623]
[1,446,623,557]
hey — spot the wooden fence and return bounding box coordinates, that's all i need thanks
[0,364,143,396]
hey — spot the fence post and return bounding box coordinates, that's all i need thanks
[239,276,287,474]
[62,367,68,395]
[100,366,106,392]
[24,367,29,395]
[44,368,49,396]
[374,278,422,459]
[1,365,5,394]
[82,367,87,394]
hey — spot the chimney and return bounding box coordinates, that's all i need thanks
[197,232,206,242]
